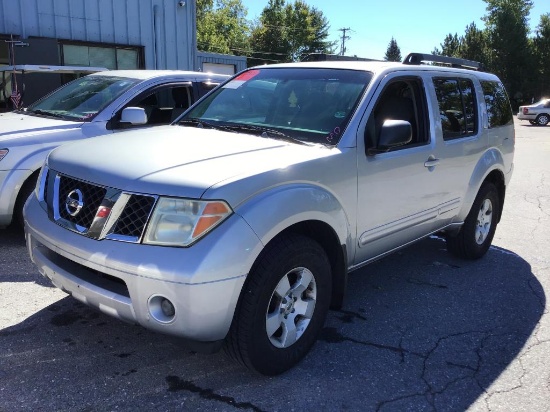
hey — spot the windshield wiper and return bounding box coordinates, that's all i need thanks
[178,118,228,131]
[29,109,66,119]
[178,119,317,146]
[221,124,312,146]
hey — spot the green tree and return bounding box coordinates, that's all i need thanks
[533,13,550,98]
[196,0,250,55]
[459,22,489,66]
[482,0,534,105]
[439,33,461,57]
[384,37,402,61]
[249,0,335,65]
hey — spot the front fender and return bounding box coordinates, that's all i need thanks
[235,183,352,259]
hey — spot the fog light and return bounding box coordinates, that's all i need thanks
[148,295,176,323]
[161,298,175,317]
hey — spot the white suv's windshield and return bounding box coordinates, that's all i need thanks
[180,67,371,145]
[25,75,140,121]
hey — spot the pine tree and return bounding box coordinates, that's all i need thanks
[384,37,402,62]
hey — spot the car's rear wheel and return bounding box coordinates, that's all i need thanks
[529,120,537,125]
[536,114,549,126]
[446,182,499,260]
[224,234,331,375]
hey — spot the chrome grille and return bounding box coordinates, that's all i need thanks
[44,169,157,242]
[112,195,156,238]
[58,175,106,229]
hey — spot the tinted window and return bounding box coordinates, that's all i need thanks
[481,80,513,128]
[182,68,371,145]
[27,75,139,121]
[366,77,429,153]
[433,78,477,140]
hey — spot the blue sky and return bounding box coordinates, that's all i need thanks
[241,0,550,60]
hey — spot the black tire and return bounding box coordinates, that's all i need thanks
[14,174,38,228]
[224,234,331,375]
[446,182,499,260]
[529,120,537,125]
[536,113,549,126]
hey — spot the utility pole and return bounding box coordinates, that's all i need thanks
[338,27,351,56]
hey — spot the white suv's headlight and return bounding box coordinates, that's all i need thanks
[143,198,232,246]
[0,149,8,162]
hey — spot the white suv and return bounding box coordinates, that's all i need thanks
[24,53,514,375]
[0,70,228,228]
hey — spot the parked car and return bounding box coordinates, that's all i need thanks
[25,53,514,375]
[517,98,550,125]
[0,64,108,112]
[0,69,229,228]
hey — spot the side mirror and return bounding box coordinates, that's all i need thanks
[368,120,412,155]
[120,107,148,125]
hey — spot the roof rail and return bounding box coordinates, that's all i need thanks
[301,53,380,62]
[402,53,482,71]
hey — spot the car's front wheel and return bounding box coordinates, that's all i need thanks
[536,113,549,126]
[225,234,331,375]
[446,182,500,260]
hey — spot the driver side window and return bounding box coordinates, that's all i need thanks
[113,84,193,129]
[365,77,428,154]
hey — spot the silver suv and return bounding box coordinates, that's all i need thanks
[24,53,515,375]
[0,69,228,228]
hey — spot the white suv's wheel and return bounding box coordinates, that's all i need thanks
[446,183,500,259]
[224,234,331,375]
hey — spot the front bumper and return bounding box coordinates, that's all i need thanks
[25,195,263,341]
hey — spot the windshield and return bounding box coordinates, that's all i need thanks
[25,75,140,121]
[179,67,371,145]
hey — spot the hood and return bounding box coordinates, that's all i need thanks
[47,125,332,199]
[0,111,82,142]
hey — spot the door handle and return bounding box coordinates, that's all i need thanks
[424,157,440,168]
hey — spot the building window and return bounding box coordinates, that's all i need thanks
[61,43,142,70]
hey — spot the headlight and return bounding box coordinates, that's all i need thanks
[143,197,232,246]
[0,149,8,162]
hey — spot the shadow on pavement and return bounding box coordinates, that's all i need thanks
[0,236,544,411]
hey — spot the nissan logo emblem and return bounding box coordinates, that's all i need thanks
[65,189,84,217]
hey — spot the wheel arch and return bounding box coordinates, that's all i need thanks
[459,149,507,223]
[482,169,506,222]
[0,148,51,227]
[266,220,348,310]
[235,184,352,309]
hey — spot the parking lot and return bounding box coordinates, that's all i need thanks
[1,117,549,411]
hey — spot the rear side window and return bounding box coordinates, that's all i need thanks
[480,80,513,128]
[433,78,477,140]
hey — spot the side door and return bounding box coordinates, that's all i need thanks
[354,73,461,264]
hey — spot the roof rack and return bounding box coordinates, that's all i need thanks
[402,53,482,71]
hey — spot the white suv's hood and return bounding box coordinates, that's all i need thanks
[0,111,82,141]
[47,125,332,199]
